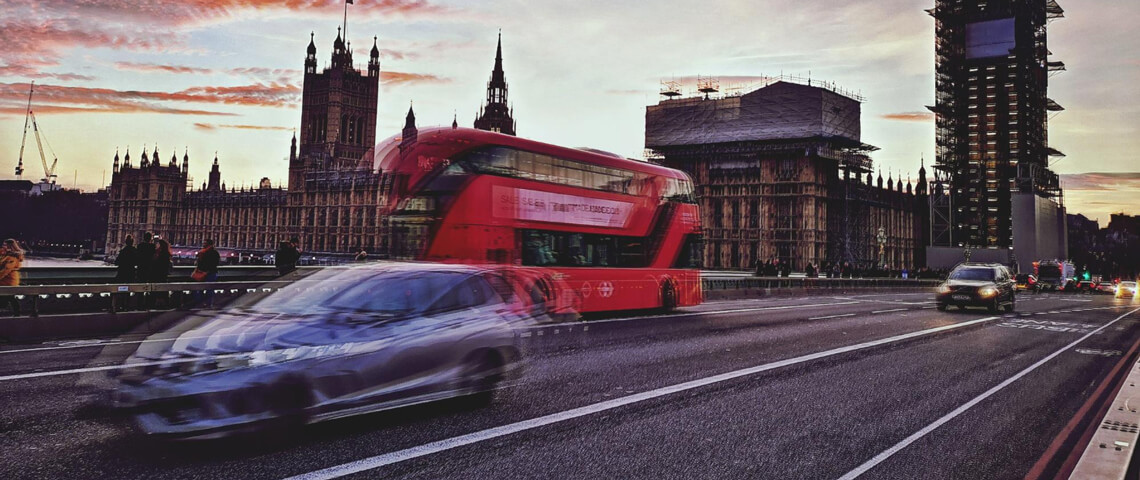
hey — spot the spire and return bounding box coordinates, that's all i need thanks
[404,102,416,129]
[170,151,177,168]
[487,29,507,92]
[400,101,418,152]
[124,147,131,168]
[141,145,149,167]
[474,30,515,136]
[290,129,298,163]
[305,32,318,74]
[916,154,928,195]
[152,144,160,167]
[113,148,120,172]
[452,111,458,129]
[368,36,380,78]
[877,169,883,189]
[182,147,189,174]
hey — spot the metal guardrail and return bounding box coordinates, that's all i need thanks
[0,280,294,317]
[702,276,941,291]
[0,273,942,318]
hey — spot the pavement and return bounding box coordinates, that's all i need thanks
[1,291,1139,479]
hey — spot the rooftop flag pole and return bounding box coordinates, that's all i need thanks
[344,0,352,43]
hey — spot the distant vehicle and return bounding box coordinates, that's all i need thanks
[1014,273,1038,293]
[1075,279,1099,294]
[1097,282,1117,295]
[105,263,534,439]
[935,263,1016,313]
[1116,281,1138,299]
[1036,260,1075,291]
[378,127,703,313]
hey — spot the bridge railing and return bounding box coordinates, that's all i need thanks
[0,270,942,318]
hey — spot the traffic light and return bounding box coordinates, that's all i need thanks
[1082,271,1091,281]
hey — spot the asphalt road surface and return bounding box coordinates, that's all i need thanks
[2,291,1139,479]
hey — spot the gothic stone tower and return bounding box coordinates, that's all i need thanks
[291,29,381,190]
[473,32,516,136]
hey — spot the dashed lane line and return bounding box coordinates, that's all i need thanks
[279,315,1002,480]
[810,313,857,320]
[837,307,1140,480]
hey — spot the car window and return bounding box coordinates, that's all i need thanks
[429,276,495,313]
[949,268,995,281]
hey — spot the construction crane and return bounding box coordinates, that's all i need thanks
[15,82,61,192]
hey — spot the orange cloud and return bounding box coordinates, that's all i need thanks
[195,123,294,131]
[1,1,451,79]
[380,71,450,86]
[0,81,299,116]
[881,111,933,122]
[115,62,215,75]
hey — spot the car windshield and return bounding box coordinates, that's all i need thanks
[949,268,995,281]
[1123,282,1137,288]
[251,268,470,315]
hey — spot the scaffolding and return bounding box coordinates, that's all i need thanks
[645,77,920,271]
[927,0,1064,248]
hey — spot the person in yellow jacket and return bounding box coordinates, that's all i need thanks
[0,238,24,316]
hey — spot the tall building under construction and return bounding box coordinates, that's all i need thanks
[926,0,1067,270]
[646,78,929,271]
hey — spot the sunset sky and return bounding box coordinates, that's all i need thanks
[1,0,1137,224]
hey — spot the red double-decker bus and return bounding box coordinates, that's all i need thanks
[375,127,702,313]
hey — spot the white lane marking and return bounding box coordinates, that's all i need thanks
[837,307,1140,480]
[871,309,908,314]
[809,313,857,321]
[280,316,1002,480]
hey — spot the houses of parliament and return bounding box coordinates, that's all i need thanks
[105,29,517,256]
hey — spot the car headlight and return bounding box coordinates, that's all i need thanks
[979,286,998,298]
[937,285,951,294]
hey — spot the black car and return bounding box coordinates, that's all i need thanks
[935,264,1016,313]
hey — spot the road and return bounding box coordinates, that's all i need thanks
[2,291,1139,479]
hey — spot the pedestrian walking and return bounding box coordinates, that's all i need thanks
[115,235,138,282]
[0,239,25,316]
[136,231,155,282]
[354,247,368,262]
[148,238,173,309]
[275,240,300,276]
[135,232,156,309]
[193,239,221,308]
[113,235,138,312]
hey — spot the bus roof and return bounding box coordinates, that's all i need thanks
[376,127,689,181]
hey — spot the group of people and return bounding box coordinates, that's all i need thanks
[113,232,174,284]
[113,232,177,309]
[0,239,25,316]
[754,258,793,277]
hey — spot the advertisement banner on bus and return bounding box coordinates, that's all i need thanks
[493,186,633,228]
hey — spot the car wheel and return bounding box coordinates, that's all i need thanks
[464,350,505,406]
[936,303,947,311]
[660,281,678,312]
[1003,296,1015,313]
[263,376,314,436]
[988,297,1000,313]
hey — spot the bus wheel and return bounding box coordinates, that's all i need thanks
[661,282,678,312]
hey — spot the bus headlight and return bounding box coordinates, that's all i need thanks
[979,287,998,298]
